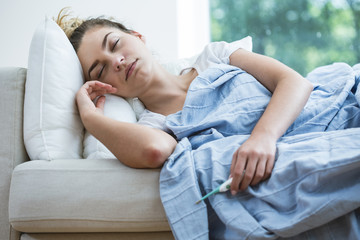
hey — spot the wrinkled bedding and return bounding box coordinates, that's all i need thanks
[160,63,360,239]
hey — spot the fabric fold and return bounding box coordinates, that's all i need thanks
[160,63,360,239]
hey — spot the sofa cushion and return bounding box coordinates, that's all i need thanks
[9,159,170,233]
[21,232,174,240]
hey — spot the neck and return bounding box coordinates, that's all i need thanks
[138,64,197,115]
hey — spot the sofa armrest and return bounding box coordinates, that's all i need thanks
[0,67,29,240]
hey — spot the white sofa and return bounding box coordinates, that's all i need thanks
[1,67,174,240]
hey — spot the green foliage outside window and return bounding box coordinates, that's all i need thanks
[210,0,360,76]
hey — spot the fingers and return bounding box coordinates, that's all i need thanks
[264,154,275,180]
[76,81,117,117]
[233,150,261,192]
[84,81,117,100]
[96,95,106,112]
[250,155,266,186]
[239,153,257,191]
[230,143,276,195]
[230,149,247,195]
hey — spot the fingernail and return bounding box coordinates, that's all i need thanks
[231,190,236,196]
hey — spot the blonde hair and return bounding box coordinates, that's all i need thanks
[54,7,132,53]
[54,7,84,38]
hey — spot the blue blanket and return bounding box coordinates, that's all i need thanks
[160,63,360,239]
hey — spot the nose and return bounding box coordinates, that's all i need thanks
[113,56,125,72]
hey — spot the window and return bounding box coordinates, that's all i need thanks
[210,0,360,76]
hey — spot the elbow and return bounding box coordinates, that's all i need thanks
[303,77,314,95]
[142,144,168,168]
[142,131,177,168]
[290,73,313,96]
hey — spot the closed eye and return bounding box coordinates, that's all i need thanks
[98,65,105,79]
[112,39,119,51]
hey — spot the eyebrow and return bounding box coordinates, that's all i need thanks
[87,31,113,79]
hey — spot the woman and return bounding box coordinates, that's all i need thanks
[56,10,313,195]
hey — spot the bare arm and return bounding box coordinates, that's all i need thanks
[76,81,177,168]
[229,49,313,193]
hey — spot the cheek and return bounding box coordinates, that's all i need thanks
[137,61,153,81]
[115,87,133,99]
[103,72,120,86]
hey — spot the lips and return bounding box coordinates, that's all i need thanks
[125,59,138,81]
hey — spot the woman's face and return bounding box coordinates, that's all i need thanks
[77,26,154,98]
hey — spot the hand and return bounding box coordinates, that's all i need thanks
[230,133,276,194]
[76,80,117,117]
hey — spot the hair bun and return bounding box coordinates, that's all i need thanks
[54,7,84,38]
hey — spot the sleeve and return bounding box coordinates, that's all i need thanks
[193,36,253,73]
[137,109,172,133]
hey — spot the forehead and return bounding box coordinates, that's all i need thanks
[79,26,116,53]
[84,26,117,41]
[77,26,118,79]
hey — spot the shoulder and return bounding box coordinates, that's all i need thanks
[160,37,253,76]
[202,36,253,59]
[193,36,253,73]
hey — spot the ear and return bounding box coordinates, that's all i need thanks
[131,30,146,43]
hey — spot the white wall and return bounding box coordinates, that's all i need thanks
[177,0,210,58]
[0,0,209,68]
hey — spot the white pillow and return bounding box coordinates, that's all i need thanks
[83,94,137,159]
[24,17,84,160]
